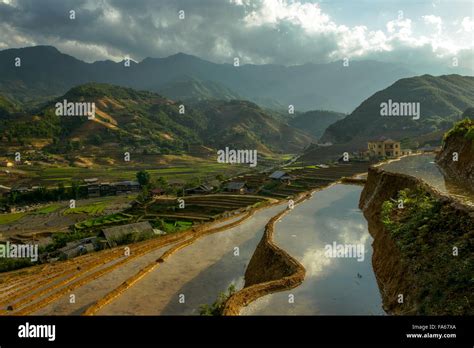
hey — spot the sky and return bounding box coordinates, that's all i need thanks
[0,0,472,73]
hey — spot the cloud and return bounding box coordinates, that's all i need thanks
[461,17,474,32]
[0,0,472,73]
[422,14,443,35]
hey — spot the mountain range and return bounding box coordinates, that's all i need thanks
[2,45,473,163]
[288,110,346,138]
[0,45,413,112]
[298,74,474,163]
[0,83,314,160]
[321,74,474,146]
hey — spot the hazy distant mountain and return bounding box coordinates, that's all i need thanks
[321,74,474,145]
[157,77,240,101]
[194,99,314,153]
[288,110,346,138]
[0,95,20,118]
[0,83,313,157]
[0,46,413,112]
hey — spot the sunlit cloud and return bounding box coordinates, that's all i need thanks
[0,0,471,73]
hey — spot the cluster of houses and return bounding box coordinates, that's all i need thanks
[48,221,165,260]
[0,178,142,200]
[152,170,294,198]
[83,178,141,197]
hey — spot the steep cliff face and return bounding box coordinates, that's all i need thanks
[436,119,474,190]
[360,167,474,315]
[360,168,421,314]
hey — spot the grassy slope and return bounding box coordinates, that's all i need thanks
[289,110,346,138]
[322,75,474,144]
[381,188,473,315]
[0,83,313,159]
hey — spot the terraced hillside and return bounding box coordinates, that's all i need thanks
[0,83,314,161]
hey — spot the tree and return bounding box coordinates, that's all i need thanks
[199,284,236,316]
[155,176,168,189]
[70,181,80,199]
[136,170,151,187]
[137,185,150,203]
[9,191,18,205]
[57,183,66,200]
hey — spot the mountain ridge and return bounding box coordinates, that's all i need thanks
[0,83,314,159]
[0,45,415,112]
[321,74,474,145]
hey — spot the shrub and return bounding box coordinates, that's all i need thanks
[381,188,474,315]
[199,284,236,316]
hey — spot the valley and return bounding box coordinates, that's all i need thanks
[0,45,472,319]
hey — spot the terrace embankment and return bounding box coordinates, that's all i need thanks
[359,166,474,314]
[83,209,254,315]
[92,201,287,315]
[223,163,371,315]
[436,119,474,189]
[223,194,309,315]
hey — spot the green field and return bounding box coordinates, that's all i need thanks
[74,212,134,230]
[33,204,62,214]
[148,219,193,234]
[0,212,27,225]
[6,160,251,188]
[64,202,107,215]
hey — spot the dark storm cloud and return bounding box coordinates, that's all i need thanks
[0,0,472,73]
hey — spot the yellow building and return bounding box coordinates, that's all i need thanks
[1,160,14,167]
[367,137,401,158]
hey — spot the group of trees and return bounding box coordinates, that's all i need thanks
[5,181,86,206]
[136,170,172,202]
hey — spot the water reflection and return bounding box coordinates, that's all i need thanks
[380,154,474,203]
[157,203,287,315]
[241,185,385,315]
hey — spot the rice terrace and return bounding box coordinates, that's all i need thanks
[0,0,473,346]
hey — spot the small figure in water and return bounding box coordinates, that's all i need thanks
[357,273,362,278]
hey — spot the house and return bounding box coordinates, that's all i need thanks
[113,181,141,194]
[223,182,248,194]
[367,137,402,158]
[151,188,165,198]
[87,184,100,197]
[168,178,186,187]
[1,160,14,168]
[419,145,440,153]
[401,149,413,156]
[11,187,30,194]
[269,171,293,184]
[0,185,11,198]
[337,155,352,164]
[101,221,155,247]
[83,178,99,184]
[185,184,213,195]
[99,183,116,196]
[57,237,98,260]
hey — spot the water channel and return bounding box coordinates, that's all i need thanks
[241,184,385,315]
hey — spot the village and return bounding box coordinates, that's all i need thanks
[0,137,438,271]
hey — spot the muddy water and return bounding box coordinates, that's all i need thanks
[98,203,287,315]
[241,185,385,315]
[380,154,474,204]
